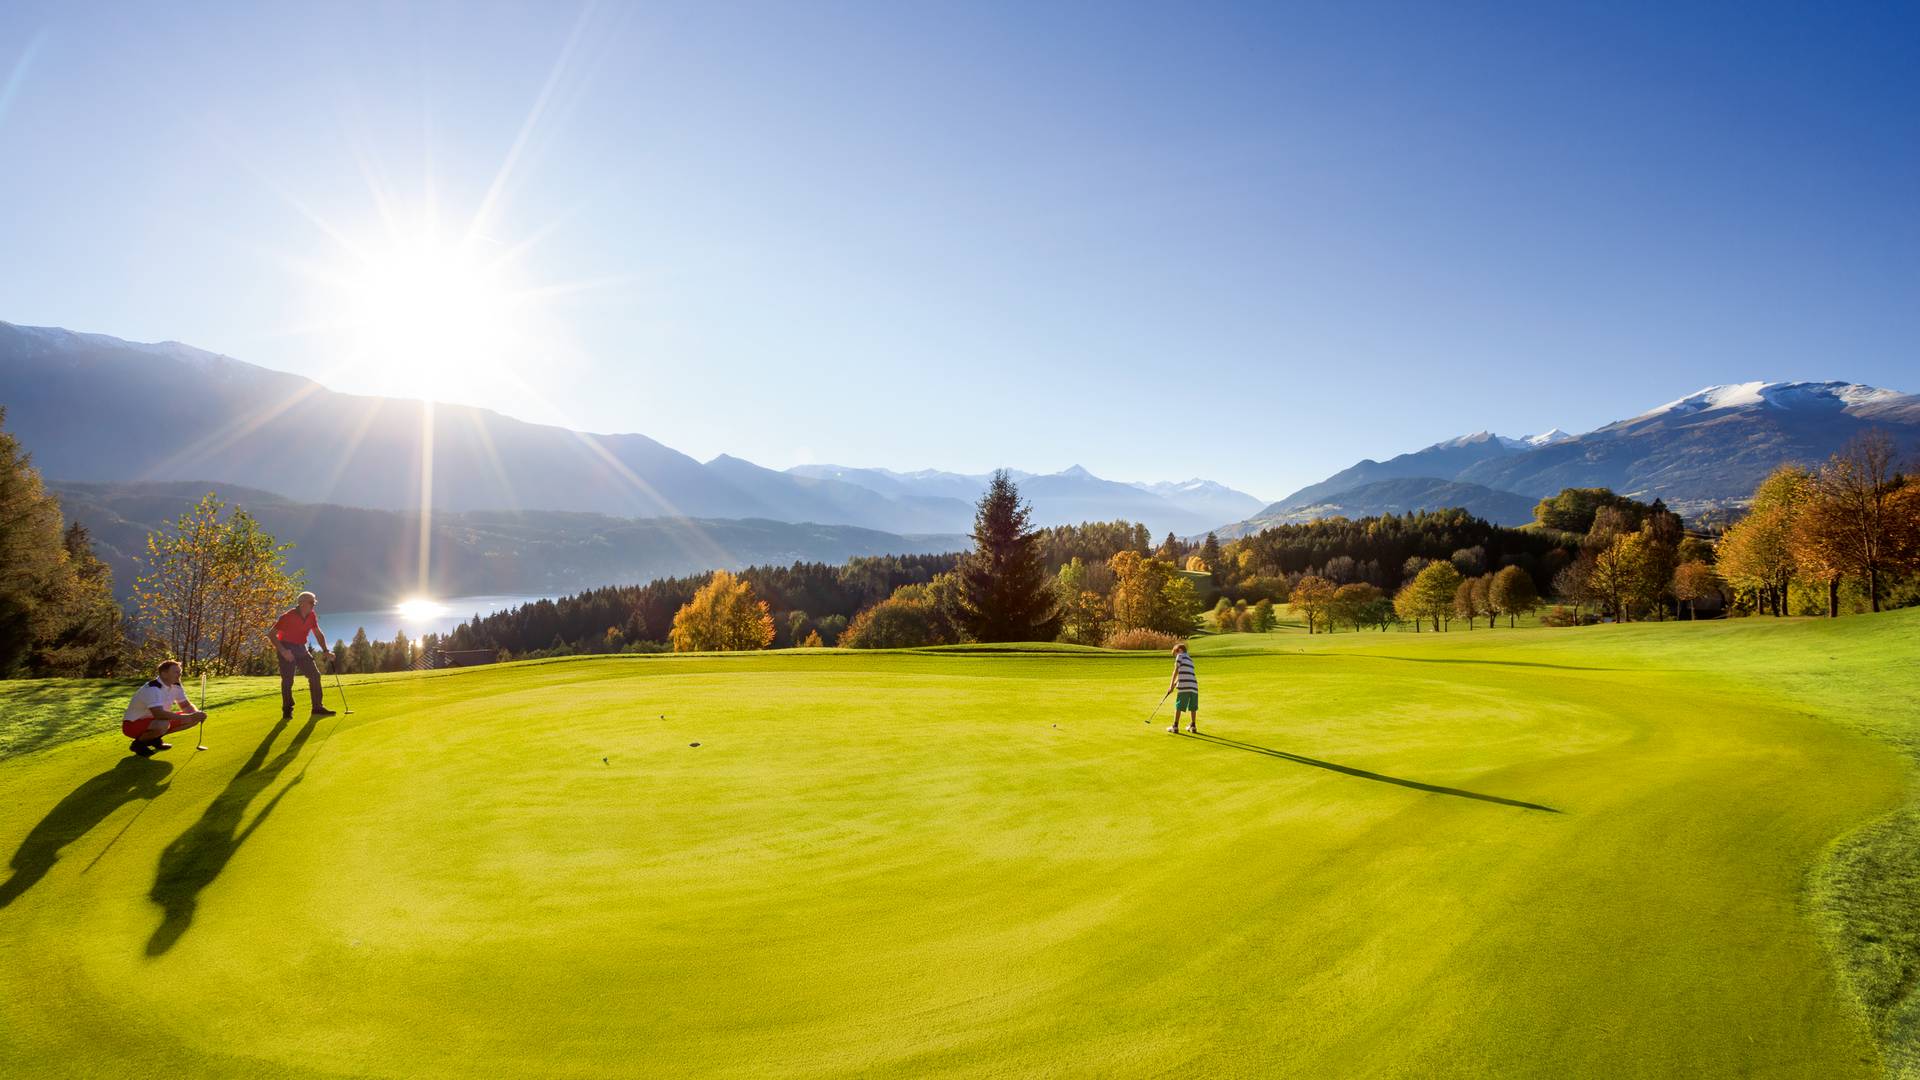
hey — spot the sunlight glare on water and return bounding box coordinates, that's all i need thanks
[395,597,450,623]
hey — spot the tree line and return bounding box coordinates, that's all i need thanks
[1,409,131,676]
[1208,508,1574,604]
[9,393,1915,678]
[1713,433,1920,616]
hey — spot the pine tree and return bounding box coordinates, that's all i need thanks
[956,471,1061,642]
[1156,532,1183,561]
[388,630,412,672]
[1199,532,1223,576]
[349,627,375,674]
[41,522,128,676]
[0,411,78,675]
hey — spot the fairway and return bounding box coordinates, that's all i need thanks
[3,614,1918,1078]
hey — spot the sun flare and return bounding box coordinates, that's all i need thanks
[395,597,448,622]
[336,231,524,398]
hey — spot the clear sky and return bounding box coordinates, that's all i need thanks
[3,1,1916,500]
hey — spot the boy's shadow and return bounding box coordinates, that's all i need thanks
[0,757,176,908]
[146,715,319,956]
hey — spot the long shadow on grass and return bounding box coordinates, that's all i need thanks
[1188,733,1560,813]
[146,715,318,956]
[0,757,176,908]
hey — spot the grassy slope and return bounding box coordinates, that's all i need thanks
[0,612,1914,1078]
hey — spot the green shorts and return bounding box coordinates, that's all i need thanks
[1175,690,1199,712]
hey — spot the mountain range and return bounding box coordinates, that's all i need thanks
[9,322,1916,545]
[785,464,1263,535]
[0,322,1259,537]
[1220,381,1920,536]
[51,480,966,613]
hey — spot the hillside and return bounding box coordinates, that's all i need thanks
[2,323,1252,537]
[52,481,964,612]
[1457,382,1920,510]
[1261,432,1539,516]
[1218,477,1538,536]
[1245,381,1920,531]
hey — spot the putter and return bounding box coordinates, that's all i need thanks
[1147,689,1172,726]
[196,672,210,750]
[321,649,353,714]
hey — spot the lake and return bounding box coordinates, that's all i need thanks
[320,594,555,644]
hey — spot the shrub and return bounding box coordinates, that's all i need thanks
[1104,628,1182,651]
[1539,605,1598,627]
[841,596,946,648]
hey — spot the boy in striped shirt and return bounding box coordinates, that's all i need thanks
[1167,642,1199,734]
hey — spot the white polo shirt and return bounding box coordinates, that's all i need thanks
[124,679,188,725]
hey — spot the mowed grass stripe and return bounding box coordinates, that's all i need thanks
[1,612,1915,1077]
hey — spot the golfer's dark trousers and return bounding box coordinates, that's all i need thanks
[277,641,325,714]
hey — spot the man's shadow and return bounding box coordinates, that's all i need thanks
[0,757,176,909]
[146,715,319,956]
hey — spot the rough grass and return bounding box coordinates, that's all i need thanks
[1815,807,1920,1080]
[0,610,1916,1078]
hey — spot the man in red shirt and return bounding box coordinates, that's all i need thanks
[268,592,336,720]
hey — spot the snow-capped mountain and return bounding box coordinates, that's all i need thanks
[1633,381,1906,421]
[1500,428,1574,450]
[1428,429,1573,453]
[1237,380,1919,531]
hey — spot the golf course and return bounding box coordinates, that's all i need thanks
[3,612,1918,1078]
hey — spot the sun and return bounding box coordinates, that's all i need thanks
[395,596,448,622]
[335,230,525,399]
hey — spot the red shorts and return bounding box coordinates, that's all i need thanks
[123,713,197,739]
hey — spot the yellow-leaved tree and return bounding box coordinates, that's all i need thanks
[668,570,775,652]
[1288,575,1337,634]
[134,493,300,672]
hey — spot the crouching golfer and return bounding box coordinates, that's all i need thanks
[269,592,335,720]
[123,660,205,756]
[1167,642,1199,734]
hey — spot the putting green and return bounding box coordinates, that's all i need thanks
[2,612,1917,1078]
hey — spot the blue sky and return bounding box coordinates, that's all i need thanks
[2,2,1916,500]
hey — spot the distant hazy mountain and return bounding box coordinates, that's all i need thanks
[1216,478,1540,538]
[1231,381,1920,534]
[3,322,1256,536]
[3,321,976,531]
[52,480,965,612]
[785,465,994,504]
[786,463,1262,535]
[1127,478,1267,525]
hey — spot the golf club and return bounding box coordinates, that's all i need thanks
[318,648,353,714]
[196,671,210,750]
[1146,688,1172,726]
